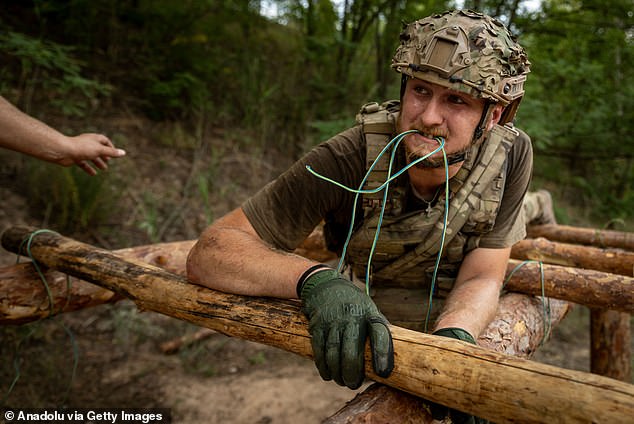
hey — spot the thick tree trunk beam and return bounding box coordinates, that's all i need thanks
[477,293,571,357]
[512,237,634,277]
[528,224,634,251]
[1,226,632,423]
[324,383,432,423]
[504,259,633,313]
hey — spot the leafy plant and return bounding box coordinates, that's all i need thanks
[0,30,111,117]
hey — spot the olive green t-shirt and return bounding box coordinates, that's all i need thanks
[243,125,532,254]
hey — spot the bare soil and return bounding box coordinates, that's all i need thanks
[0,112,628,423]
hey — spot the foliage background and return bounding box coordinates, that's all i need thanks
[0,0,632,230]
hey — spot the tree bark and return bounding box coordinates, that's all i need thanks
[591,309,632,383]
[1,226,632,424]
[527,224,634,251]
[504,259,633,313]
[511,237,634,277]
[0,240,194,324]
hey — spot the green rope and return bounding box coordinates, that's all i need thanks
[4,229,80,405]
[16,229,59,315]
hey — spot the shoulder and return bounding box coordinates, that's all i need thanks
[506,126,533,173]
[510,127,532,154]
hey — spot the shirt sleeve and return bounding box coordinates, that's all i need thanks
[242,126,365,251]
[478,128,533,248]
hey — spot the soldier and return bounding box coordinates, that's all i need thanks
[188,9,548,422]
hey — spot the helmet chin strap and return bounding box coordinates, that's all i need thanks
[473,100,493,143]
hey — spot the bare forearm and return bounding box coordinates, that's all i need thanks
[433,277,502,338]
[187,212,318,299]
[0,96,69,161]
[433,247,509,338]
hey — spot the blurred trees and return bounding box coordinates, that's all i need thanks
[0,0,632,225]
[514,0,633,224]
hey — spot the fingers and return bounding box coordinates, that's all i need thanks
[93,156,110,170]
[77,161,98,176]
[69,133,126,175]
[309,325,331,382]
[341,322,366,389]
[325,326,344,386]
[368,316,394,378]
[72,133,126,160]
[312,323,366,389]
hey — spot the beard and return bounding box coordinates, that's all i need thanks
[399,125,469,169]
[405,142,470,168]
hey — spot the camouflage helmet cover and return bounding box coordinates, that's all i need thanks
[392,10,530,107]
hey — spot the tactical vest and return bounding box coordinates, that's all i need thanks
[346,101,517,303]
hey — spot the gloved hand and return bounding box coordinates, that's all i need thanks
[297,266,394,389]
[429,328,484,424]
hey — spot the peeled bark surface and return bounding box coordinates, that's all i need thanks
[1,226,633,424]
[512,237,634,277]
[527,224,634,251]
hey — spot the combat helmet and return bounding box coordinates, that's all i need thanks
[392,9,530,125]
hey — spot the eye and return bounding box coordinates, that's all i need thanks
[412,84,430,95]
[448,94,467,105]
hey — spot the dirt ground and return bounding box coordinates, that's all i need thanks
[0,112,630,423]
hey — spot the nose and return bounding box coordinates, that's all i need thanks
[418,97,444,127]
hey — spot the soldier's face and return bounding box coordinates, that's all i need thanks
[397,78,501,168]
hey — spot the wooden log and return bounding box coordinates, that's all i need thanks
[2,226,633,424]
[326,294,573,424]
[528,224,634,251]
[591,309,632,382]
[504,259,633,313]
[2,234,632,324]
[0,240,195,324]
[0,229,331,325]
[324,383,432,423]
[512,237,634,277]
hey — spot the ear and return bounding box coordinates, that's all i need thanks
[487,104,505,130]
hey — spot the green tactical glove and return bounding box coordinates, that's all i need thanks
[297,266,394,389]
[429,328,486,424]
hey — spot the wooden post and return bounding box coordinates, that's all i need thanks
[527,224,634,251]
[1,226,633,424]
[591,309,632,383]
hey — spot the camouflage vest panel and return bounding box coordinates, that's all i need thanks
[346,100,517,298]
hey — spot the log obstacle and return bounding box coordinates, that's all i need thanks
[2,238,632,325]
[513,232,634,382]
[512,237,634,277]
[527,224,634,251]
[1,226,633,423]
